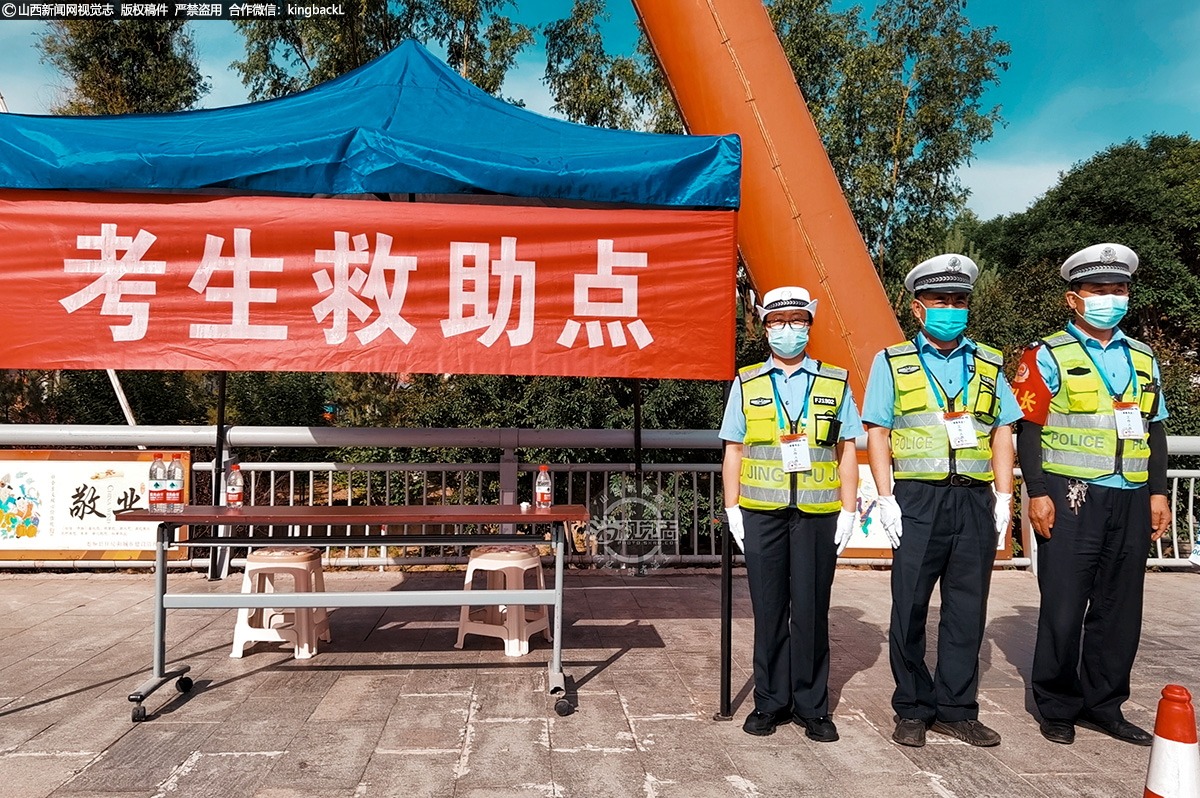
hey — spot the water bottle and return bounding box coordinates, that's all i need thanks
[225,464,244,508]
[535,465,552,509]
[165,454,185,514]
[148,453,167,513]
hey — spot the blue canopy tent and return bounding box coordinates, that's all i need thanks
[0,39,740,208]
[0,41,743,583]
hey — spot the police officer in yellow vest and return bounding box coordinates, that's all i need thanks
[862,254,1022,748]
[1015,244,1171,747]
[720,286,864,740]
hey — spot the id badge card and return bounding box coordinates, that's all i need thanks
[779,433,812,472]
[1113,402,1145,440]
[943,411,978,450]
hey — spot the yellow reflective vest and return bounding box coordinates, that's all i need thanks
[884,340,1003,481]
[738,361,848,513]
[1039,330,1160,482]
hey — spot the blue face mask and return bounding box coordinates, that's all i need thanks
[1078,294,1129,330]
[767,326,809,359]
[921,307,968,341]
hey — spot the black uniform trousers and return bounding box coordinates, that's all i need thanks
[743,507,838,718]
[1032,472,1152,723]
[890,479,996,723]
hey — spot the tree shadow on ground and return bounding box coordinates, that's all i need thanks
[985,603,1041,719]
[828,606,888,712]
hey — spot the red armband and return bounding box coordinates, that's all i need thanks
[1012,346,1051,425]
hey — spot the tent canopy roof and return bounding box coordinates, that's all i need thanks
[0,40,740,209]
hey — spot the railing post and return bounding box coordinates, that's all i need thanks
[500,428,519,535]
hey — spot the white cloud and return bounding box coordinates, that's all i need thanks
[958,158,1067,219]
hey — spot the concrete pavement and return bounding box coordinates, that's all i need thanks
[0,567,1196,797]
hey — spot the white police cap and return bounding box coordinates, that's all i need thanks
[1060,243,1138,284]
[755,286,818,320]
[904,254,979,294]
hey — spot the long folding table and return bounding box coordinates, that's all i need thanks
[116,504,589,721]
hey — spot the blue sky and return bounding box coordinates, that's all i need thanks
[1,0,1197,219]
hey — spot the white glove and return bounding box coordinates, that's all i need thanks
[876,495,904,548]
[725,506,745,553]
[993,490,1013,546]
[835,509,856,556]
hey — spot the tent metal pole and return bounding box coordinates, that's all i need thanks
[207,372,228,580]
[716,378,734,720]
[716,517,734,720]
[105,369,143,448]
[633,379,642,475]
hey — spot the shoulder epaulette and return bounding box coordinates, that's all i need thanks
[1043,331,1076,348]
[1125,337,1154,357]
[816,362,849,381]
[738,362,771,383]
[973,343,1003,365]
[885,341,916,358]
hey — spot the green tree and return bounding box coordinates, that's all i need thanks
[968,134,1200,433]
[233,6,427,100]
[38,21,209,114]
[45,370,211,425]
[225,371,329,428]
[768,0,865,135]
[626,32,682,135]
[819,0,1010,277]
[429,0,534,95]
[0,371,54,424]
[543,0,641,129]
[233,1,531,101]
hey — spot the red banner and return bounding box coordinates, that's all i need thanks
[0,191,736,380]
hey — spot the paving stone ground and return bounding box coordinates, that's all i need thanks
[0,566,1196,798]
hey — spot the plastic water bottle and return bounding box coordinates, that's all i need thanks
[225,464,244,508]
[535,465,553,509]
[165,454,185,514]
[148,453,167,513]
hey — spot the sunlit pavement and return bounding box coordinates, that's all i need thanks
[0,567,1195,797]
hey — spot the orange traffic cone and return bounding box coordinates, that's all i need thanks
[1144,685,1200,798]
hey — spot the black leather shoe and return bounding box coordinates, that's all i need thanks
[795,714,839,742]
[1078,716,1153,746]
[930,718,1002,746]
[742,709,791,736]
[892,717,928,747]
[1039,719,1075,744]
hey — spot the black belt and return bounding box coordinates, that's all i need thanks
[908,475,991,488]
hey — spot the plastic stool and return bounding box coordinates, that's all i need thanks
[230,546,330,660]
[455,544,550,657]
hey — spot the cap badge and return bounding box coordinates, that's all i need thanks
[781,290,792,299]
[1100,247,1116,264]
[947,257,961,273]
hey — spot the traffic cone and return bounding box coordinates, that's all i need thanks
[1144,685,1200,798]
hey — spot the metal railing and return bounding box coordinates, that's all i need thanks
[188,460,722,569]
[0,425,1196,570]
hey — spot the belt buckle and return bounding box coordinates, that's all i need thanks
[949,474,975,488]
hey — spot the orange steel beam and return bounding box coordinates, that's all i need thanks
[632,0,902,394]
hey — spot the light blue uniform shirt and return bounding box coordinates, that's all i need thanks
[1034,321,1168,489]
[861,333,1023,429]
[719,354,865,444]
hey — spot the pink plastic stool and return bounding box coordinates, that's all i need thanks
[230,546,330,660]
[455,544,550,657]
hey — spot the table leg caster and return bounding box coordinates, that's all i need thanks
[176,677,193,693]
[131,704,147,723]
[554,698,573,717]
